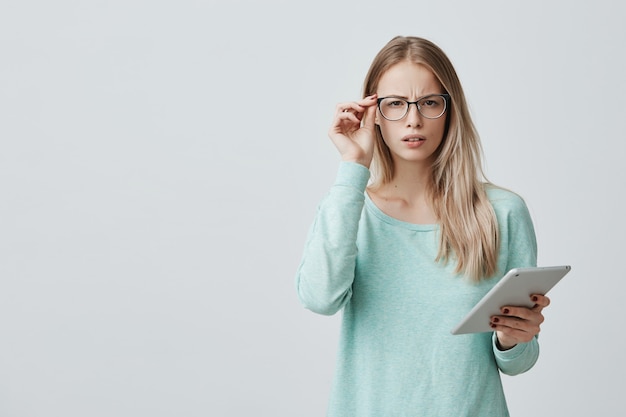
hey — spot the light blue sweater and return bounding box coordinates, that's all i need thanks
[296,162,539,417]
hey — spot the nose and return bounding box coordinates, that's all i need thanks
[406,102,423,127]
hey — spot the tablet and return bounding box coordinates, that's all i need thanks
[451,265,571,335]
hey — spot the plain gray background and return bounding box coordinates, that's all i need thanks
[1,1,624,416]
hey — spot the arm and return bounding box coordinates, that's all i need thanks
[492,293,550,375]
[295,162,370,315]
[489,193,542,375]
[492,332,539,375]
[295,95,378,315]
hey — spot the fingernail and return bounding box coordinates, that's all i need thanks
[502,308,510,314]
[490,323,497,328]
[532,296,538,302]
[492,317,500,323]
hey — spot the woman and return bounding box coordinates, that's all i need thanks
[295,36,549,416]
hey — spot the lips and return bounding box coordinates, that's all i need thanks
[402,134,425,142]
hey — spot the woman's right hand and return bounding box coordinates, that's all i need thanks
[328,94,378,167]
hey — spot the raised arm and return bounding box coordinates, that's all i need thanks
[295,96,378,315]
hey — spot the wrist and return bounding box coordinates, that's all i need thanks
[495,333,517,351]
[341,156,371,168]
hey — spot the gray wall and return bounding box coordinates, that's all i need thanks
[1,1,624,416]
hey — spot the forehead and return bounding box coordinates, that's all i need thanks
[377,61,442,96]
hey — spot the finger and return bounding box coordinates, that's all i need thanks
[500,297,549,317]
[335,111,361,124]
[498,306,531,319]
[491,320,541,345]
[490,323,541,340]
[491,312,542,329]
[362,99,378,130]
[336,102,366,116]
[498,306,543,323]
[494,325,528,344]
[357,94,378,107]
[495,327,535,346]
[335,95,377,120]
[491,314,521,329]
[492,307,545,327]
[329,113,364,141]
[530,294,551,309]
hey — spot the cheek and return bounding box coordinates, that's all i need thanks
[431,118,448,141]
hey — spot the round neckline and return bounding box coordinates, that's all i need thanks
[364,191,439,231]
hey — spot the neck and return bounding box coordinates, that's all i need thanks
[378,159,433,202]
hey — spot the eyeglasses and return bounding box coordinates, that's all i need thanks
[377,94,450,121]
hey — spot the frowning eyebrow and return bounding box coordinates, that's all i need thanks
[379,93,442,100]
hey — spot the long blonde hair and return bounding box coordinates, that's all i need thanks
[363,36,499,281]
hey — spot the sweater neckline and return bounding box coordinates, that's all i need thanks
[364,192,439,232]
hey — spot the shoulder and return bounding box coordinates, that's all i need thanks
[483,184,534,230]
[484,185,537,268]
[484,184,529,214]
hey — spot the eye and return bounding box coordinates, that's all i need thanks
[421,99,440,107]
[387,100,405,107]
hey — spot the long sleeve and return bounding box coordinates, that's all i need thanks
[488,188,540,375]
[492,333,539,375]
[295,162,370,316]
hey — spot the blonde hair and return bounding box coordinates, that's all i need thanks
[363,36,499,281]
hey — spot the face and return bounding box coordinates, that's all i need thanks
[375,61,448,166]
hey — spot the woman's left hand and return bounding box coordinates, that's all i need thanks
[491,294,550,350]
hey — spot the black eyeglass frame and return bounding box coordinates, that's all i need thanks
[376,93,451,121]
